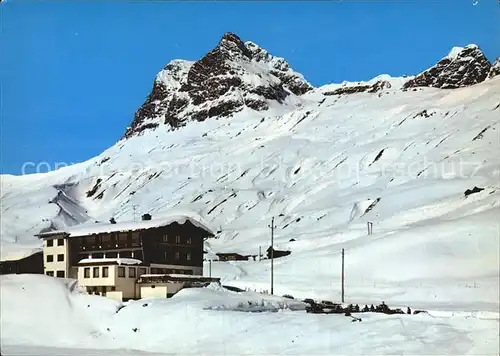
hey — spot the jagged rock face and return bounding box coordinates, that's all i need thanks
[245,41,313,95]
[125,33,312,138]
[323,80,392,96]
[488,58,500,79]
[403,45,492,90]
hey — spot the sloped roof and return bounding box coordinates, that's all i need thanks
[37,215,214,239]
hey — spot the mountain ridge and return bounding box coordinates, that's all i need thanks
[125,33,496,139]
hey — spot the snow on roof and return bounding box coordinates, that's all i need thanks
[137,274,221,283]
[78,258,143,265]
[38,215,214,239]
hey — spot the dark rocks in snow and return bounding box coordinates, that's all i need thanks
[472,126,491,141]
[464,186,484,197]
[403,45,492,89]
[363,198,381,215]
[324,80,391,96]
[86,179,102,198]
[413,109,435,119]
[488,58,500,79]
[370,148,386,165]
[246,41,313,96]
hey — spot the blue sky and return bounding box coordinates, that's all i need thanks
[1,0,498,175]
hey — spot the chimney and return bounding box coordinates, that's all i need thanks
[109,217,117,224]
[142,213,152,221]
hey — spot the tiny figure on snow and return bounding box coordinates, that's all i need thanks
[354,304,360,312]
[407,307,411,315]
[370,304,375,312]
[362,305,369,312]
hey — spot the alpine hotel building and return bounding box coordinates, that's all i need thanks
[37,214,215,301]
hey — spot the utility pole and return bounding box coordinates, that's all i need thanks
[209,260,212,278]
[268,217,275,295]
[367,222,373,235]
[341,248,345,303]
[259,246,261,262]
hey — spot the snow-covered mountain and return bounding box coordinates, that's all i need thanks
[403,44,492,89]
[1,33,499,309]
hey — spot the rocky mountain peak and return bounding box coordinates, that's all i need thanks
[403,44,492,89]
[217,32,253,60]
[125,32,311,138]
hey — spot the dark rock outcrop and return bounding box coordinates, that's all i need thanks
[403,45,492,89]
[125,33,312,138]
[488,58,500,79]
[324,80,392,96]
[245,41,313,95]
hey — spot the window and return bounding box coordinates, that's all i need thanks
[57,239,64,246]
[107,252,118,258]
[139,268,147,276]
[118,267,125,277]
[118,233,128,243]
[162,234,168,242]
[175,235,181,244]
[111,286,116,291]
[175,251,180,260]
[57,254,64,262]
[186,252,191,261]
[46,255,53,263]
[129,267,136,278]
[120,251,132,258]
[56,271,65,278]
[46,271,54,277]
[47,239,53,247]
[93,267,99,278]
[186,237,192,245]
[185,269,193,275]
[102,234,112,244]
[102,267,109,277]
[164,251,168,260]
[151,268,159,274]
[84,268,90,278]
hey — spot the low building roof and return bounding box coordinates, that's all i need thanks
[37,215,214,239]
[77,257,144,266]
[0,245,42,262]
[137,274,220,284]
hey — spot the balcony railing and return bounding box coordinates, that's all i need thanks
[80,241,141,251]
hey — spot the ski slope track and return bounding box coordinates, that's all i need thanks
[1,33,499,354]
